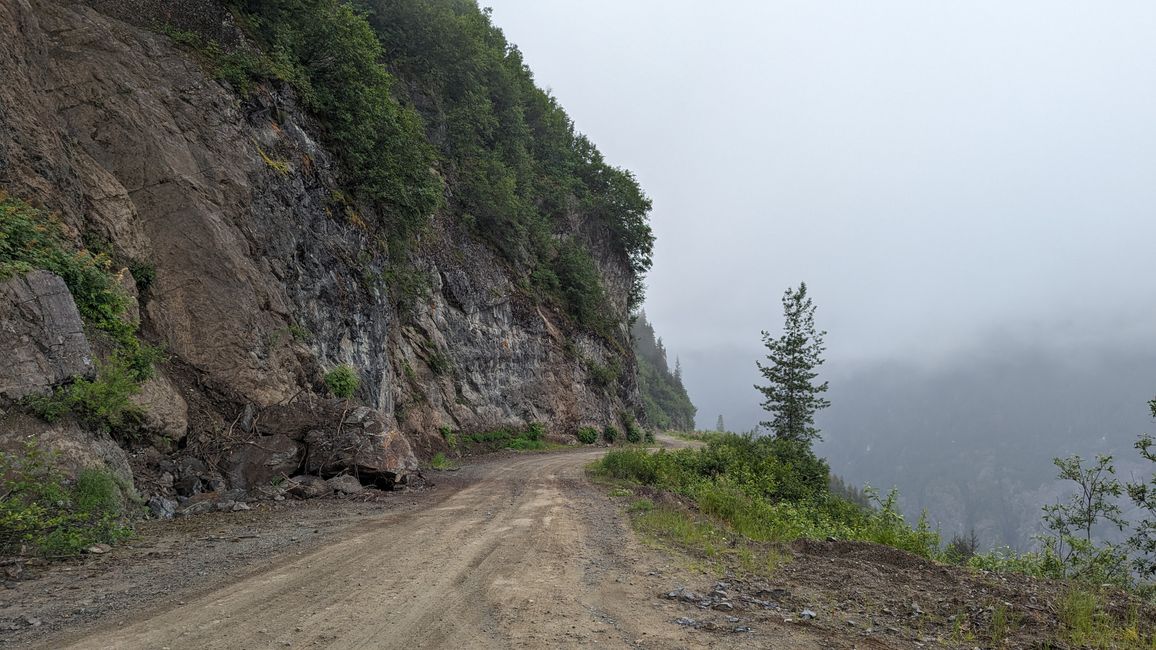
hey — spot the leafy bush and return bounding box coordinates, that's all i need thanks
[0,442,131,557]
[968,546,1064,579]
[324,364,360,399]
[427,350,452,376]
[576,426,598,445]
[525,421,546,441]
[26,353,147,440]
[586,358,620,389]
[553,243,610,334]
[622,412,644,444]
[160,26,291,96]
[602,424,619,444]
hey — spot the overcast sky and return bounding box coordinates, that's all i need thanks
[484,1,1156,428]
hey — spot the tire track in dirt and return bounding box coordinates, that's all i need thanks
[42,450,669,649]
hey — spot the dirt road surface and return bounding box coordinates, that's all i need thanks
[39,438,815,650]
[23,435,1017,649]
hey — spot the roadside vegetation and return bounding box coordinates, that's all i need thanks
[0,194,148,556]
[446,422,551,452]
[0,442,132,558]
[592,433,939,560]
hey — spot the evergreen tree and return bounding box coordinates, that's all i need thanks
[715,414,725,432]
[756,282,830,444]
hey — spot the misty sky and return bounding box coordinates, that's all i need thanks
[484,1,1156,429]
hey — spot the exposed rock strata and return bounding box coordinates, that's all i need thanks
[0,0,636,499]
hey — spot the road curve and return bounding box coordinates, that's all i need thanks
[51,447,679,649]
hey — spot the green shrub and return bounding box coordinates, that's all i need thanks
[602,424,619,444]
[128,260,156,293]
[324,364,360,399]
[553,243,610,334]
[859,487,941,558]
[622,412,643,444]
[525,422,547,441]
[576,426,598,445]
[427,351,452,376]
[24,352,146,440]
[0,442,131,557]
[586,359,620,388]
[464,423,549,451]
[968,546,1064,579]
[0,195,149,366]
[64,354,146,434]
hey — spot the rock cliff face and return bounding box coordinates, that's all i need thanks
[0,0,639,499]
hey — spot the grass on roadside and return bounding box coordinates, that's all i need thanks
[592,469,787,579]
[429,452,459,471]
[1058,588,1156,649]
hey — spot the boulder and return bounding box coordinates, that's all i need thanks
[302,408,418,487]
[326,474,364,495]
[0,270,94,403]
[0,412,133,496]
[285,475,331,499]
[173,474,203,498]
[146,496,177,519]
[224,434,301,489]
[130,369,188,440]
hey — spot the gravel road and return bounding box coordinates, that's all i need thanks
[33,445,698,649]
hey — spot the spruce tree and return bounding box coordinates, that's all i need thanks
[755,282,830,444]
[715,414,725,432]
